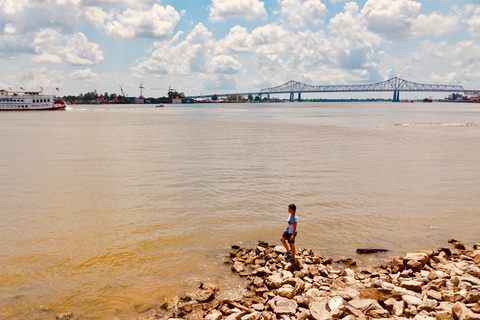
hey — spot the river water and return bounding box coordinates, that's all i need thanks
[0,102,479,319]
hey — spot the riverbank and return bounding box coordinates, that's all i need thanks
[117,239,480,320]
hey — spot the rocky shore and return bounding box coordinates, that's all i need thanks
[140,239,480,320]
[56,239,480,320]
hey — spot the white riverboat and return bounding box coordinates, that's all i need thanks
[0,89,66,111]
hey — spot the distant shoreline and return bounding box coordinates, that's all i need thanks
[64,99,480,105]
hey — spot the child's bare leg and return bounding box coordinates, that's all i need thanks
[280,237,290,253]
[290,243,296,261]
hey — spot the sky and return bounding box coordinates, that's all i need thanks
[1,0,479,98]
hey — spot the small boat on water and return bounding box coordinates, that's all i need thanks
[423,98,433,103]
[0,89,67,111]
[155,104,164,108]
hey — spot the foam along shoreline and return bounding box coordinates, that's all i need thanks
[58,239,480,320]
[394,123,479,127]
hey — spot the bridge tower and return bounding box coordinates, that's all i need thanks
[393,90,400,102]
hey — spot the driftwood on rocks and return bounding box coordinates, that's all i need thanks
[356,248,389,254]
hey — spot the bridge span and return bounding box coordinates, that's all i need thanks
[188,77,474,102]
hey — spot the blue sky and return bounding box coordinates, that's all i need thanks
[1,0,479,98]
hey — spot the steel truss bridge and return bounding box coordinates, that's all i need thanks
[261,77,467,102]
[188,77,474,101]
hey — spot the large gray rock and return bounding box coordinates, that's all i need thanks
[241,311,261,320]
[437,302,455,313]
[297,308,312,320]
[308,265,320,277]
[232,261,245,273]
[343,306,363,317]
[403,295,423,307]
[269,296,298,316]
[385,298,405,316]
[265,273,284,290]
[359,288,402,302]
[436,311,454,320]
[460,274,480,286]
[252,267,271,277]
[368,308,390,318]
[56,313,73,320]
[394,286,422,298]
[348,299,378,312]
[427,290,443,301]
[195,289,216,302]
[419,299,438,312]
[467,290,480,303]
[328,297,344,312]
[275,285,295,299]
[274,246,287,254]
[225,313,243,320]
[200,283,220,292]
[251,303,265,311]
[404,253,429,266]
[205,311,223,320]
[407,259,425,272]
[443,291,464,303]
[310,300,332,320]
[401,280,424,293]
[452,302,480,320]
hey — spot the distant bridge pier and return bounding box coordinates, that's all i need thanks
[393,90,400,102]
[298,92,301,102]
[290,92,294,102]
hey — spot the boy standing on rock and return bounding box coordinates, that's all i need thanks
[280,203,298,263]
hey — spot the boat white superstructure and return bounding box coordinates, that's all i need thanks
[0,89,66,111]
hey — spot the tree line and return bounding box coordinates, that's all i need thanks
[59,90,185,104]
[212,94,279,101]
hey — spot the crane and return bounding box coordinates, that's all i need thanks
[119,85,127,97]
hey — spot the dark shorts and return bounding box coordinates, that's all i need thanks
[282,231,297,244]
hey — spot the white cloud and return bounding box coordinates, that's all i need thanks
[33,53,62,64]
[211,55,242,74]
[0,34,34,56]
[1,0,26,15]
[31,29,63,63]
[329,2,380,43]
[413,12,460,37]
[17,67,64,89]
[132,23,243,77]
[33,29,62,50]
[465,5,480,36]
[377,39,480,88]
[37,0,157,9]
[279,0,327,29]
[4,23,17,34]
[209,0,267,22]
[132,23,215,76]
[104,4,180,39]
[217,24,298,55]
[61,33,104,65]
[69,67,98,80]
[81,0,157,9]
[361,0,421,40]
[81,6,111,29]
